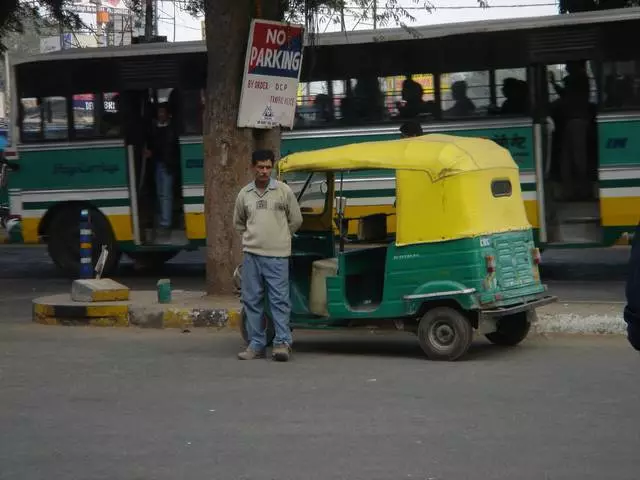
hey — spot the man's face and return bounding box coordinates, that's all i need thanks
[253,159,273,184]
[157,107,169,123]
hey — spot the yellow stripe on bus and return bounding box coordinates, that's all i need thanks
[600,197,640,227]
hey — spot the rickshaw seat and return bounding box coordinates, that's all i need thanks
[357,213,387,242]
[309,257,338,317]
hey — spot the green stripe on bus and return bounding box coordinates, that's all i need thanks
[23,198,129,210]
[600,179,640,189]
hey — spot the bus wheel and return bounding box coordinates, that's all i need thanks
[126,251,178,270]
[240,308,275,347]
[417,306,473,361]
[47,205,120,278]
[485,312,531,347]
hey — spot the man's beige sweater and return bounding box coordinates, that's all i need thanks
[233,179,303,257]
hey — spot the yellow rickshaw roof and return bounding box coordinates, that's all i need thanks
[278,133,518,179]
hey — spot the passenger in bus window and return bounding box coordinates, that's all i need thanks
[500,78,529,116]
[353,76,385,121]
[397,74,424,118]
[445,81,475,117]
[144,102,180,243]
[313,94,334,123]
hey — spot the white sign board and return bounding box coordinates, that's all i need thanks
[237,19,304,129]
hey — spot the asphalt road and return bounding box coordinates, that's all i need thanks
[1,324,639,480]
[0,246,638,479]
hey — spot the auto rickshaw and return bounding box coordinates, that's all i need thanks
[239,133,556,361]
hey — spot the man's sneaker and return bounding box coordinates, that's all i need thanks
[237,348,265,360]
[272,344,291,362]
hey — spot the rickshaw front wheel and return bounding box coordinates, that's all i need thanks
[240,309,276,347]
[417,307,473,361]
[485,311,531,347]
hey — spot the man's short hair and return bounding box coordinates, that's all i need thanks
[252,149,275,166]
[400,120,423,137]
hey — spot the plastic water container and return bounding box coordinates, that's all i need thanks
[157,278,172,304]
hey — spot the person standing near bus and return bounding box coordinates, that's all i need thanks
[144,102,180,244]
[234,149,303,362]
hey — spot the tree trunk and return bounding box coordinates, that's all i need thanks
[203,0,284,295]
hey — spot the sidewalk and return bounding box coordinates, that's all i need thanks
[534,301,625,335]
[32,289,627,335]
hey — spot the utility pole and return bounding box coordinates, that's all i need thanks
[95,0,105,47]
[373,0,377,29]
[144,0,153,40]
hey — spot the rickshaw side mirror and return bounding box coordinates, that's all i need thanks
[336,196,348,216]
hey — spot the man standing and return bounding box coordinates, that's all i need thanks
[234,149,303,362]
[144,102,180,244]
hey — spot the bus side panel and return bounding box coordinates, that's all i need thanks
[597,116,640,244]
[180,140,206,241]
[14,144,130,244]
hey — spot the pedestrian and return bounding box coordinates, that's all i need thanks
[144,102,180,244]
[234,149,303,362]
[624,222,640,351]
[399,120,423,138]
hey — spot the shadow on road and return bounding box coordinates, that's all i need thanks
[290,332,533,362]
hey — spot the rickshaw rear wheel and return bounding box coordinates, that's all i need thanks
[417,306,473,361]
[240,308,275,347]
[485,312,531,346]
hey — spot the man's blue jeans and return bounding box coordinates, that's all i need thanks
[241,252,292,352]
[155,162,173,229]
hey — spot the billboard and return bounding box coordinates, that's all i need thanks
[71,0,129,11]
[237,19,304,129]
[40,33,98,53]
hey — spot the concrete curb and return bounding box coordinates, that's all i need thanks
[32,291,628,336]
[32,290,242,331]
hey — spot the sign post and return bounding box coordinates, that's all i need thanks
[237,19,305,130]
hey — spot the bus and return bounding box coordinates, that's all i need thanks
[7,7,640,275]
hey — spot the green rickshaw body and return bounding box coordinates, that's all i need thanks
[273,134,556,360]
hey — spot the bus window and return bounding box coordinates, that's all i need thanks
[383,73,436,120]
[494,68,529,116]
[42,96,68,141]
[547,61,598,105]
[601,60,640,110]
[181,89,204,135]
[440,71,490,118]
[101,93,121,137]
[296,81,334,127]
[73,93,96,139]
[20,97,41,142]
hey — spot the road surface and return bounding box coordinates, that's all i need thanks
[0,324,638,480]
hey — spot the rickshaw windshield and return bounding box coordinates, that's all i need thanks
[281,170,330,216]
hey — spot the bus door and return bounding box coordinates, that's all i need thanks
[123,89,154,245]
[123,88,188,247]
[531,59,602,246]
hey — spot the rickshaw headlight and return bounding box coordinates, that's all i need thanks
[531,247,541,265]
[485,255,496,273]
